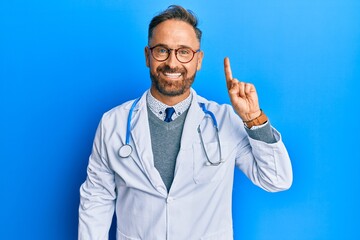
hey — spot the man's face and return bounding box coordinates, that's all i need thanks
[145,20,203,99]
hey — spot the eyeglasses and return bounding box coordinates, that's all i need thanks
[148,45,200,63]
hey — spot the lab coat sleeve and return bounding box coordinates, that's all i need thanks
[235,127,293,192]
[78,119,116,239]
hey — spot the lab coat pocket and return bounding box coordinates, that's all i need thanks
[193,142,230,184]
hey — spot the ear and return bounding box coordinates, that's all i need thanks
[196,51,204,71]
[145,46,150,67]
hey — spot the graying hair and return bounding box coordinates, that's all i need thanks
[148,5,202,43]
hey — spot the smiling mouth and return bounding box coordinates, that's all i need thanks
[162,72,182,79]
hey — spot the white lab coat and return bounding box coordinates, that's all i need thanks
[79,89,292,240]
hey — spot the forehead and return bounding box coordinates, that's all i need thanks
[150,19,199,47]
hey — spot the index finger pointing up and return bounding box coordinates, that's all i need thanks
[224,57,233,89]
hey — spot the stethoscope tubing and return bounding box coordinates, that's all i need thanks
[125,98,141,145]
[118,98,141,158]
[120,98,224,165]
[199,103,218,128]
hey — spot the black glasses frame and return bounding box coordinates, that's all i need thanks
[148,45,200,63]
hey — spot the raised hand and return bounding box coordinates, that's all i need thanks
[224,57,261,122]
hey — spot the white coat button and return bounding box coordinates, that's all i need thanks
[167,197,174,203]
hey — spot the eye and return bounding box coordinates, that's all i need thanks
[178,48,191,55]
[155,47,168,54]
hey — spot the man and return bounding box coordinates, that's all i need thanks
[79,5,292,240]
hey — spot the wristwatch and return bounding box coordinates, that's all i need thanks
[243,110,268,128]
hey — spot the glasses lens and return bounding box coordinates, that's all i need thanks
[176,48,193,63]
[150,46,196,63]
[152,46,169,61]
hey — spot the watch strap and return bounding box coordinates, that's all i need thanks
[243,110,268,128]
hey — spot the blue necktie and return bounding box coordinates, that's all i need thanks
[164,107,175,122]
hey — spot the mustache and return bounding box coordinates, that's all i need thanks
[156,65,186,74]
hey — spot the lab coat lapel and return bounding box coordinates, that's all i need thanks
[129,93,167,196]
[173,91,205,179]
[179,94,205,149]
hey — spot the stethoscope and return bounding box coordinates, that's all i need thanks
[118,97,141,158]
[118,98,224,166]
[198,103,224,166]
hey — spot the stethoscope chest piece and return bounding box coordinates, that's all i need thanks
[119,144,132,158]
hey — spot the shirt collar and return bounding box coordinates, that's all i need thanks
[146,90,193,121]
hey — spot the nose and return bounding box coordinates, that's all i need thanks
[165,49,179,68]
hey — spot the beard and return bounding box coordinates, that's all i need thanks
[150,65,196,97]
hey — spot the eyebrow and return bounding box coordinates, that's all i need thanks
[150,43,195,49]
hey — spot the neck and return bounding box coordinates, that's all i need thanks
[150,88,190,106]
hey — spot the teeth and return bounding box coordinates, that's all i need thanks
[164,72,181,78]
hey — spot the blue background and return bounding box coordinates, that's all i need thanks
[1,0,359,239]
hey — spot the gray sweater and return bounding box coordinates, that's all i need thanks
[148,107,188,191]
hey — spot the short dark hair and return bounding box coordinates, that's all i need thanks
[148,5,202,43]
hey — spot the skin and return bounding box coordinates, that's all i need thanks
[224,57,261,121]
[145,20,203,106]
[145,19,261,122]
